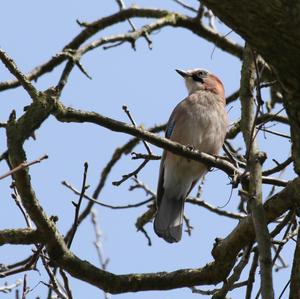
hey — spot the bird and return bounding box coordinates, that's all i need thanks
[154,68,228,243]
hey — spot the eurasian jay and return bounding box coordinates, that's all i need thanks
[154,68,228,243]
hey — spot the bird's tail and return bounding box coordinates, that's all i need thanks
[154,195,185,243]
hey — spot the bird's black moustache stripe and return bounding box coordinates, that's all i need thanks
[192,75,204,83]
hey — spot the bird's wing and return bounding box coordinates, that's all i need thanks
[156,99,186,208]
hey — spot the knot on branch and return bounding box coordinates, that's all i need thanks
[255,151,267,165]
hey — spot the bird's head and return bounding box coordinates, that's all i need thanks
[176,68,225,99]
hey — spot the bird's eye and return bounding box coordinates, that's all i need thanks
[197,70,207,77]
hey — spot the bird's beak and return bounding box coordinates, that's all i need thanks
[175,69,189,78]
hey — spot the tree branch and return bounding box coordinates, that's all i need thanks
[0,154,48,180]
[0,228,44,245]
[238,44,274,298]
[0,7,242,92]
[0,49,39,101]
[289,223,300,298]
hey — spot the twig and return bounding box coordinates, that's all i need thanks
[0,154,48,180]
[172,0,198,13]
[227,109,289,140]
[11,185,32,228]
[139,227,152,246]
[0,48,39,101]
[256,127,290,139]
[226,89,239,104]
[0,150,8,162]
[131,152,161,160]
[91,210,110,299]
[278,279,291,299]
[135,206,155,245]
[62,180,152,209]
[191,286,217,295]
[129,177,155,196]
[245,250,259,299]
[112,105,155,186]
[114,0,152,49]
[263,157,293,176]
[0,280,22,293]
[122,106,152,154]
[270,210,294,238]
[63,124,165,243]
[59,269,73,299]
[186,197,246,220]
[212,245,252,298]
[112,159,149,186]
[91,210,109,270]
[41,252,68,299]
[0,246,43,278]
[255,211,295,298]
[66,162,89,248]
[183,215,193,236]
[260,80,277,89]
[21,274,28,299]
[0,7,242,92]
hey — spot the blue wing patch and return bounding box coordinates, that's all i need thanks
[166,121,175,139]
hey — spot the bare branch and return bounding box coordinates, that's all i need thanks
[172,0,198,13]
[239,44,274,299]
[66,162,89,248]
[245,250,259,299]
[62,180,152,209]
[131,152,161,160]
[212,245,252,298]
[0,7,242,92]
[91,210,110,299]
[53,101,289,187]
[122,105,152,154]
[0,280,22,293]
[112,159,149,186]
[0,228,44,246]
[0,154,48,180]
[263,157,293,176]
[0,48,39,101]
[187,197,246,220]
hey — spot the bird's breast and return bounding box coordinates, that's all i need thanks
[171,97,227,155]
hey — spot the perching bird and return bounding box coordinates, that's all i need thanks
[154,68,228,243]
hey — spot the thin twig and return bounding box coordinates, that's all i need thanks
[278,279,291,299]
[11,185,32,228]
[112,159,149,186]
[131,152,161,160]
[0,280,22,293]
[62,180,152,209]
[0,246,43,278]
[41,252,68,299]
[114,0,152,49]
[21,274,27,299]
[59,269,73,299]
[66,162,89,248]
[245,250,259,299]
[263,157,293,176]
[91,210,110,299]
[183,215,193,236]
[212,245,252,298]
[122,105,152,154]
[256,127,290,139]
[0,154,48,180]
[172,0,198,13]
[187,197,246,220]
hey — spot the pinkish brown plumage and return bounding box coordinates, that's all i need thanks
[154,68,228,243]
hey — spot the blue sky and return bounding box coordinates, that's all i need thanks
[0,1,294,298]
